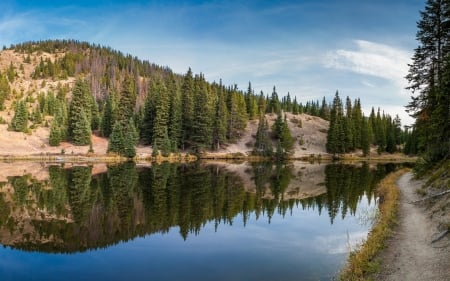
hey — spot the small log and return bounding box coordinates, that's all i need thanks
[411,189,450,204]
[431,230,449,243]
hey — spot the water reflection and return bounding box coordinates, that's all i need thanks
[0,162,396,253]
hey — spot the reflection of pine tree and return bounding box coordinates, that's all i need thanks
[108,162,138,231]
[67,166,92,223]
[10,176,29,205]
[269,163,293,200]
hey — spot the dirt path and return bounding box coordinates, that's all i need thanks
[372,172,450,281]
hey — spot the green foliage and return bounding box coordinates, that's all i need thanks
[68,79,92,142]
[361,117,372,157]
[6,62,16,82]
[91,98,100,131]
[49,121,62,146]
[72,109,92,145]
[254,116,273,156]
[271,112,294,156]
[167,75,183,149]
[108,121,125,155]
[107,120,137,158]
[31,106,42,124]
[101,94,117,137]
[191,75,214,149]
[227,88,248,141]
[0,73,11,110]
[268,86,281,114]
[152,142,159,157]
[212,85,228,150]
[117,76,136,127]
[10,100,28,132]
[152,78,170,148]
[406,0,450,162]
[327,92,402,156]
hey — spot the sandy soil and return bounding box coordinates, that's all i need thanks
[372,173,450,281]
[207,112,329,157]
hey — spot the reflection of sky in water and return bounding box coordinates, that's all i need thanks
[0,194,376,281]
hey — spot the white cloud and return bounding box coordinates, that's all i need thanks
[314,230,369,255]
[325,40,412,95]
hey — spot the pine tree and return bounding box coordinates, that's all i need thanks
[344,97,354,151]
[258,91,267,115]
[152,79,170,148]
[31,106,42,124]
[108,121,125,155]
[123,127,136,158]
[212,85,228,150]
[126,118,139,146]
[11,100,28,132]
[72,109,91,145]
[181,68,194,148]
[191,75,214,149]
[254,115,273,156]
[352,98,363,148]
[91,98,100,131]
[292,96,299,115]
[167,74,182,149]
[141,88,156,144]
[361,117,371,157]
[0,73,11,110]
[68,79,92,141]
[326,91,345,155]
[227,87,248,141]
[117,76,136,127]
[49,121,61,146]
[406,0,450,161]
[101,94,116,137]
[319,97,330,120]
[161,129,171,157]
[268,86,280,114]
[280,118,294,152]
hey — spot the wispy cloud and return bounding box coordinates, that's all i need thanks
[324,40,411,95]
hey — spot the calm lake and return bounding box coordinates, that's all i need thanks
[0,161,399,281]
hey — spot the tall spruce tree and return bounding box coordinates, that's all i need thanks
[72,109,92,145]
[181,68,194,148]
[326,91,345,155]
[167,74,183,150]
[152,79,170,148]
[254,115,273,156]
[118,76,136,126]
[101,94,116,137]
[108,121,125,155]
[191,75,214,149]
[212,85,228,150]
[11,100,28,132]
[0,73,10,110]
[361,117,371,157]
[406,0,450,161]
[68,79,92,142]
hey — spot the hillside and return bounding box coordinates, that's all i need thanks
[0,40,334,159]
[0,40,411,160]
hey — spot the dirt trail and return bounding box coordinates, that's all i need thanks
[373,173,450,281]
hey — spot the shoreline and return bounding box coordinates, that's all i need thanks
[0,152,417,164]
[338,168,408,281]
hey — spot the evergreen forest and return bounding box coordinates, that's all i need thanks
[0,40,414,158]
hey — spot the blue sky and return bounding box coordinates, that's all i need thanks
[0,0,425,125]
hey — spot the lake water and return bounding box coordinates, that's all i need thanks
[0,162,398,281]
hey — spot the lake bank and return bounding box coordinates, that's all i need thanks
[340,169,450,281]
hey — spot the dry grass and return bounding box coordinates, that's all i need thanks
[338,168,410,281]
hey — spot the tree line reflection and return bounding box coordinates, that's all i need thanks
[0,162,397,253]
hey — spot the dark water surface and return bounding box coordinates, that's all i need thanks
[0,162,398,281]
